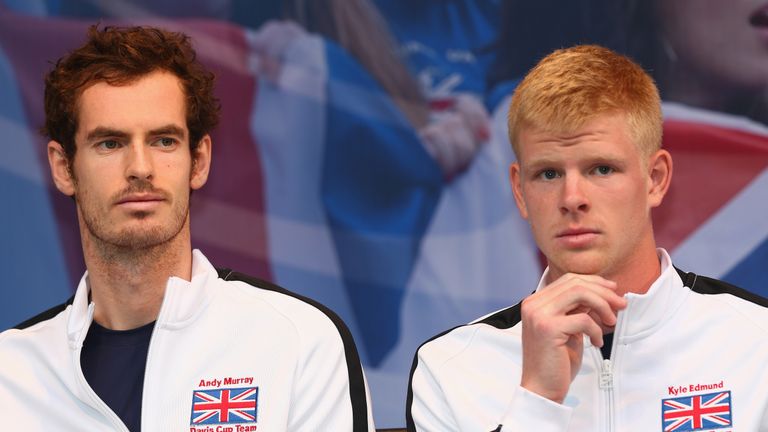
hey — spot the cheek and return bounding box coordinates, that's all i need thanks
[525,206,553,246]
[155,156,192,184]
[521,184,552,213]
[71,165,104,198]
[521,198,547,229]
[616,187,650,228]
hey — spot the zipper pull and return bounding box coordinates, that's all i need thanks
[599,359,613,389]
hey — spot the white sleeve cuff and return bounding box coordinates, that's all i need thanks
[498,387,572,431]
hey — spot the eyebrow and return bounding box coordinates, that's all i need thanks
[84,124,186,141]
[85,127,129,141]
[523,157,561,173]
[147,125,186,138]
[525,156,627,171]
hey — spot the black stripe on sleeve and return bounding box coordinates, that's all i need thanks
[216,268,370,432]
[13,295,75,330]
[474,302,523,330]
[405,303,523,431]
[675,267,768,308]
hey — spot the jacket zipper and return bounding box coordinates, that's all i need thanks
[598,305,627,432]
[73,303,130,431]
[141,279,175,432]
[599,357,614,432]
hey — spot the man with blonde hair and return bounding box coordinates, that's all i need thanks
[407,45,768,431]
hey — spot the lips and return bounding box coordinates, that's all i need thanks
[556,227,600,238]
[115,193,165,205]
[556,227,601,248]
[114,192,167,213]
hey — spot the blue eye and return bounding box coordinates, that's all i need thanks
[539,169,559,180]
[594,165,614,176]
[99,140,120,150]
[157,137,176,147]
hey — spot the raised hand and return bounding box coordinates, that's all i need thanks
[520,273,627,403]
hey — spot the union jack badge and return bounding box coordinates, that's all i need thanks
[190,386,258,425]
[661,390,732,431]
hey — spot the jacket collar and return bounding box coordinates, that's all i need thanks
[67,249,218,347]
[617,249,689,342]
[535,248,689,342]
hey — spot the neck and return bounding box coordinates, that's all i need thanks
[603,242,661,297]
[81,218,193,330]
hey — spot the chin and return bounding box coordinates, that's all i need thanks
[103,223,181,250]
[552,251,607,276]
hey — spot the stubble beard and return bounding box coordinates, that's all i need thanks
[77,184,190,263]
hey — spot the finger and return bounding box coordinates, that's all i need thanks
[530,274,620,308]
[538,275,625,312]
[530,274,616,308]
[551,273,617,291]
[587,309,616,331]
[521,277,626,335]
[548,286,622,327]
[570,304,621,331]
[558,314,605,347]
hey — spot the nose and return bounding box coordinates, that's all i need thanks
[559,173,590,215]
[125,142,154,181]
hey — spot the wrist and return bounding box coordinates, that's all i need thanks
[520,378,567,404]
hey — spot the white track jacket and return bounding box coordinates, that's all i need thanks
[408,249,768,431]
[0,250,374,431]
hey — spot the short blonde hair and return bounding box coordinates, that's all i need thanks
[508,45,662,158]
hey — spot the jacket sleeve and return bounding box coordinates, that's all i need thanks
[408,344,572,431]
[407,347,462,431]
[496,387,573,431]
[287,314,375,432]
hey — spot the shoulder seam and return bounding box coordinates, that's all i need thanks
[406,303,522,430]
[676,267,768,308]
[12,295,75,330]
[216,268,369,432]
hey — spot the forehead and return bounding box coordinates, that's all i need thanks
[76,70,187,137]
[516,114,638,163]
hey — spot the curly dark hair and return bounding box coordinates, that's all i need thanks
[42,24,220,161]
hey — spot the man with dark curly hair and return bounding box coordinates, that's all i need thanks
[0,25,373,432]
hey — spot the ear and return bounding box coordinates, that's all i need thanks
[47,141,75,196]
[647,149,673,208]
[190,134,212,190]
[509,162,529,219]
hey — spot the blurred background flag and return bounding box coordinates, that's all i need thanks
[1,1,767,426]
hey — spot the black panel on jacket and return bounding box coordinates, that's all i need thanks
[215,268,370,432]
[676,267,768,307]
[13,294,75,330]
